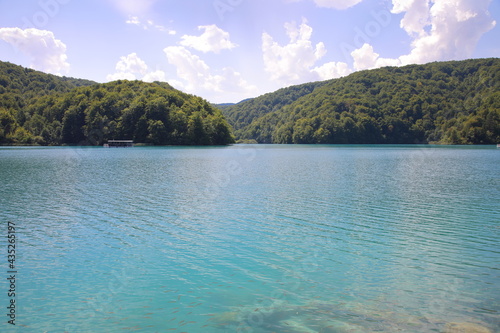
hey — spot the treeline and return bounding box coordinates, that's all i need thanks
[222,58,500,144]
[2,59,498,146]
[218,82,325,135]
[0,61,234,145]
[0,61,96,108]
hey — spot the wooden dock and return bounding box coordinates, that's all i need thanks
[104,140,134,148]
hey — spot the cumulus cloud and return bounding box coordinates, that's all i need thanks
[143,70,167,82]
[180,25,237,53]
[396,0,496,65]
[350,0,495,72]
[351,43,401,71]
[262,20,325,82]
[106,52,166,83]
[164,46,212,91]
[262,19,349,84]
[312,61,352,80]
[312,0,363,10]
[0,28,69,75]
[164,46,257,101]
[114,53,148,75]
[392,0,431,37]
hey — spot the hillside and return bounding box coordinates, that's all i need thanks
[0,61,234,145]
[0,61,96,110]
[221,81,327,139]
[222,58,500,144]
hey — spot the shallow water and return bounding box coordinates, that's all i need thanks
[0,145,499,332]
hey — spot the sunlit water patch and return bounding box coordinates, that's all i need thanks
[0,145,498,332]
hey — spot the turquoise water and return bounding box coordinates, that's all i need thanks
[0,145,499,332]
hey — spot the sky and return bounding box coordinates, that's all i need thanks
[0,0,499,103]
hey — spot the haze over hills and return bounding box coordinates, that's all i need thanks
[221,58,500,145]
[0,61,234,146]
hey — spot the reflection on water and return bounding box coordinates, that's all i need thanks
[0,145,498,332]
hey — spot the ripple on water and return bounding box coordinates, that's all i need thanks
[0,145,498,332]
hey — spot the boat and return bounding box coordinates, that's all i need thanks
[104,140,134,147]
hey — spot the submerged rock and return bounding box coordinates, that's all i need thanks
[444,322,492,333]
[277,318,317,333]
[312,319,365,333]
[210,311,240,325]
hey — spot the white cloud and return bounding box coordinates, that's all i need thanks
[0,28,69,75]
[391,0,496,65]
[392,0,431,37]
[351,44,380,70]
[164,46,257,101]
[143,70,167,82]
[115,53,148,75]
[180,25,237,53]
[125,16,176,34]
[262,19,349,84]
[351,43,401,71]
[349,0,496,72]
[312,61,352,80]
[107,53,167,83]
[164,46,212,91]
[218,67,258,95]
[126,16,141,26]
[312,0,363,10]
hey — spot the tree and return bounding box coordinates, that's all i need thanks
[292,118,315,144]
[0,108,17,143]
[222,58,500,144]
[147,120,169,144]
[188,112,208,145]
[62,105,85,144]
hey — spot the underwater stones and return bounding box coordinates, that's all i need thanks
[444,322,492,333]
[210,311,240,325]
[315,320,365,333]
[278,318,317,333]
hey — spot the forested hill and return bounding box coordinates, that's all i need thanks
[0,61,234,145]
[222,58,500,144]
[221,81,326,136]
[0,61,96,105]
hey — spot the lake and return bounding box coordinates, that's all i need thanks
[0,145,499,332]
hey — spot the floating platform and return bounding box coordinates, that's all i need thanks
[104,140,134,148]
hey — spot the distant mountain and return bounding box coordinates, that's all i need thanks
[220,81,326,139]
[215,99,253,111]
[221,58,500,144]
[214,103,236,113]
[216,103,236,108]
[0,61,234,145]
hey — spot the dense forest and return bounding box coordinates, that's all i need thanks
[222,58,500,144]
[218,82,326,138]
[1,59,498,146]
[0,61,234,145]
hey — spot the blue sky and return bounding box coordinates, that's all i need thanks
[0,0,499,103]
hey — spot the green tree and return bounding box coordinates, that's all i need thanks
[0,108,17,143]
[188,112,208,145]
[147,120,169,144]
[62,102,86,144]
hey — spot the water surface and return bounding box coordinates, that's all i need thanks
[0,145,499,332]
